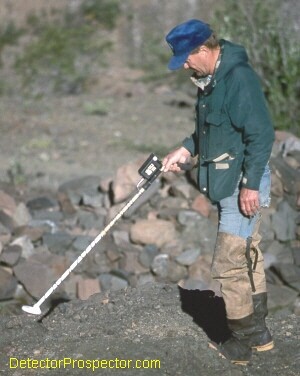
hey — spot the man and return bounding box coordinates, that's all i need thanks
[163,19,275,365]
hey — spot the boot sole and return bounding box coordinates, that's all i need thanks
[252,341,274,352]
[208,342,250,365]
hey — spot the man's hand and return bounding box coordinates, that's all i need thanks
[239,187,260,217]
[162,147,192,172]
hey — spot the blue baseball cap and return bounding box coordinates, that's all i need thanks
[166,19,212,70]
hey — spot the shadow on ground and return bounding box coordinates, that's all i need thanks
[178,287,231,344]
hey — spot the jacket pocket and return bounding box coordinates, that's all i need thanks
[207,154,243,202]
[205,111,229,160]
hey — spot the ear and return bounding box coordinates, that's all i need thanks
[199,46,209,54]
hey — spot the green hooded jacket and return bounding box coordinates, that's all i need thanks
[182,39,275,202]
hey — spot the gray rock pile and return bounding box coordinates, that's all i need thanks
[0,132,299,315]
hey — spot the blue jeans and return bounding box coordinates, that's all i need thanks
[217,165,271,239]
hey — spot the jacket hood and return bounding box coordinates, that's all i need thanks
[215,39,249,80]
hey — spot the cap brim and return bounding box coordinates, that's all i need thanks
[168,52,189,70]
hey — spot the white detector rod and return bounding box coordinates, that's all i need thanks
[22,153,163,315]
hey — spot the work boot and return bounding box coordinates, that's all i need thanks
[250,293,274,351]
[209,314,254,365]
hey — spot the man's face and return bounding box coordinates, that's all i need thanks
[183,48,210,77]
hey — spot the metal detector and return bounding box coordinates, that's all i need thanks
[22,153,163,315]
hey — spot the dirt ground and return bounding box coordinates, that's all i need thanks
[0,73,193,195]
[0,284,299,376]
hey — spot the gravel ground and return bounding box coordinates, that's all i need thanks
[0,283,299,376]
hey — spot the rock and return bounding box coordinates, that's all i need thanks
[151,254,170,278]
[291,244,300,266]
[179,210,217,254]
[271,200,298,241]
[42,231,74,254]
[191,194,211,218]
[13,283,32,302]
[71,253,100,277]
[13,260,57,299]
[0,210,16,232]
[58,176,102,205]
[275,130,296,143]
[160,239,184,257]
[265,268,284,285]
[99,273,128,291]
[29,218,58,234]
[123,179,161,218]
[176,248,201,266]
[260,209,276,246]
[267,283,299,311]
[0,231,11,246]
[11,236,34,259]
[110,275,129,291]
[0,267,17,300]
[138,244,159,268]
[112,158,146,204]
[26,196,58,211]
[13,203,31,226]
[77,209,104,230]
[170,179,195,199]
[83,251,112,276]
[120,251,148,275]
[77,277,101,300]
[0,244,22,266]
[31,209,64,223]
[112,230,130,247]
[137,273,156,286]
[71,235,94,252]
[106,202,126,223]
[81,192,104,208]
[278,134,300,157]
[167,260,187,282]
[158,196,189,210]
[188,254,214,286]
[13,251,67,299]
[293,297,300,316]
[98,273,112,291]
[13,224,47,242]
[271,172,284,197]
[264,240,294,264]
[106,248,121,262]
[98,176,112,193]
[130,219,177,248]
[271,264,300,291]
[263,252,277,269]
[285,155,300,169]
[57,191,77,215]
[111,268,131,282]
[0,190,17,217]
[270,156,300,207]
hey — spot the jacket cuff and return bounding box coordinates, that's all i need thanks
[241,175,260,191]
[182,137,196,157]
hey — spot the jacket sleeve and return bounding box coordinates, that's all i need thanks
[225,65,275,190]
[182,132,198,157]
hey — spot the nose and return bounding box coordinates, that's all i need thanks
[183,62,189,69]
